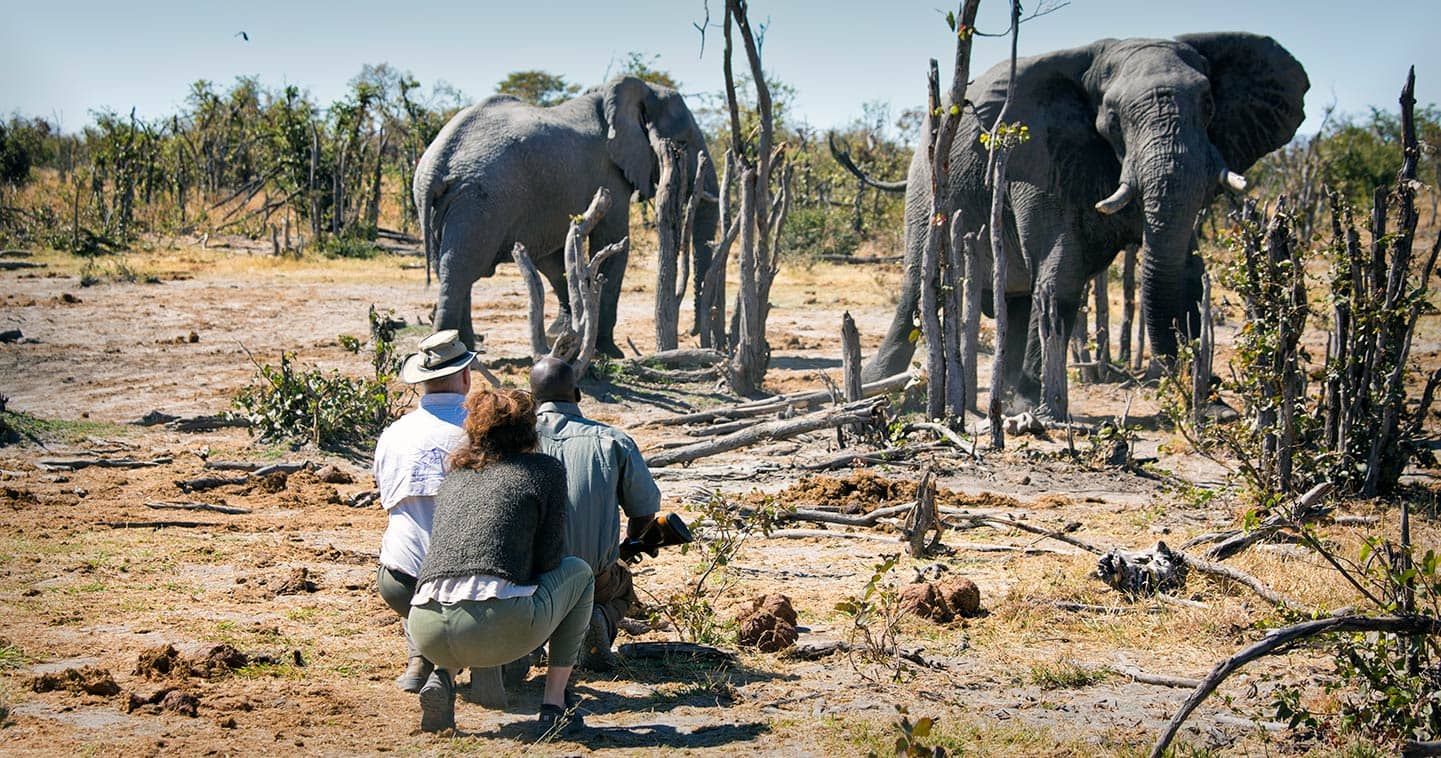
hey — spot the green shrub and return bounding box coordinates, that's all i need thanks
[232,353,394,448]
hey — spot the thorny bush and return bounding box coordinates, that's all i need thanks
[232,307,411,449]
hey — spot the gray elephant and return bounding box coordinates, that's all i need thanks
[860,33,1307,415]
[413,76,719,355]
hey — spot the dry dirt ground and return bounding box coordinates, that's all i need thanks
[0,237,1437,757]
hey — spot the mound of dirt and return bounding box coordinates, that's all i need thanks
[134,644,186,679]
[135,643,253,680]
[736,593,799,652]
[312,464,354,484]
[755,471,1027,514]
[273,567,318,595]
[2,486,39,508]
[191,644,249,678]
[127,687,200,717]
[279,470,341,506]
[28,666,120,696]
[899,577,981,623]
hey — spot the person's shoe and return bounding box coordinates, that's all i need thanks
[535,703,584,740]
[579,608,617,672]
[395,656,434,693]
[417,668,456,733]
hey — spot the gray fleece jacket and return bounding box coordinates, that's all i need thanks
[416,452,568,587]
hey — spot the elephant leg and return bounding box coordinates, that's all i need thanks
[1007,294,1038,409]
[534,250,572,337]
[591,218,629,359]
[433,213,503,350]
[1029,262,1087,420]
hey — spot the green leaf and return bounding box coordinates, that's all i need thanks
[908,328,921,344]
[945,10,956,31]
[912,717,933,737]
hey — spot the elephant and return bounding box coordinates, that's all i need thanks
[859,33,1308,416]
[412,76,719,356]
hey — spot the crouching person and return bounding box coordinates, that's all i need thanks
[530,357,664,670]
[373,330,474,692]
[407,388,594,737]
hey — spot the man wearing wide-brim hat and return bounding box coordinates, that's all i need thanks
[374,330,477,692]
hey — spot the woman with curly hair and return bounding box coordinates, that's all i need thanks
[407,388,594,737]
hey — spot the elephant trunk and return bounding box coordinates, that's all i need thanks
[1133,144,1218,360]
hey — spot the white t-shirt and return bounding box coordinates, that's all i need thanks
[373,393,467,578]
[411,574,537,605]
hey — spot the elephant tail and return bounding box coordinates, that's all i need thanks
[419,188,436,288]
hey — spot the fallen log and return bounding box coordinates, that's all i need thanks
[768,528,903,543]
[1112,655,1203,689]
[783,501,916,527]
[975,515,1305,611]
[1150,615,1441,758]
[628,349,727,369]
[644,399,884,468]
[347,490,379,509]
[203,461,310,473]
[903,421,979,459]
[166,415,249,432]
[796,444,940,470]
[635,370,914,429]
[0,260,44,270]
[175,475,249,493]
[616,641,738,663]
[37,457,173,471]
[144,501,251,515]
[103,520,220,529]
[623,363,721,385]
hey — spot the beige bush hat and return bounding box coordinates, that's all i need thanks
[398,330,478,384]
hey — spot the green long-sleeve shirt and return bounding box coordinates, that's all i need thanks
[536,401,661,573]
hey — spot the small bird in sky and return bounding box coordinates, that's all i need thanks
[235,31,249,41]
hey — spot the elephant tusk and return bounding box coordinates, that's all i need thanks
[1219,169,1247,192]
[1094,183,1134,215]
[700,190,720,204]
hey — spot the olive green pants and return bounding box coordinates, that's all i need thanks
[408,556,595,670]
[376,565,422,659]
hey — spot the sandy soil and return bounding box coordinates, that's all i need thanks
[0,238,1437,756]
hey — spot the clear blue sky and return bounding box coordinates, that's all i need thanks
[3,0,1437,138]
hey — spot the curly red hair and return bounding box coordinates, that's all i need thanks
[449,388,538,470]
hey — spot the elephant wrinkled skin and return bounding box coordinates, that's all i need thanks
[861,33,1308,416]
[413,76,719,356]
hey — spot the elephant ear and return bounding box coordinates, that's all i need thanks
[1176,32,1309,172]
[603,76,660,197]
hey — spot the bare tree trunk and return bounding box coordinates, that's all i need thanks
[309,125,321,239]
[513,243,549,358]
[1193,272,1214,429]
[919,181,946,421]
[943,210,967,422]
[988,149,1011,449]
[841,311,863,440]
[1131,247,1147,372]
[962,231,982,414]
[1093,267,1111,379]
[698,152,737,350]
[1072,279,1094,383]
[562,188,628,375]
[652,137,686,351]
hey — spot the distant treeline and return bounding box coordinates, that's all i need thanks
[0,59,1434,258]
